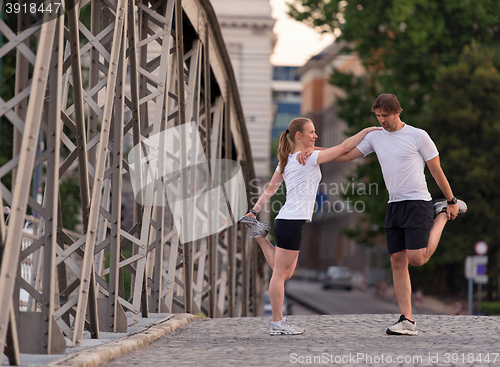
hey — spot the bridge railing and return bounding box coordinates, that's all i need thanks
[0,0,266,362]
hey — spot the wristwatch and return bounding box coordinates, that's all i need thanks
[248,209,258,216]
[447,197,458,205]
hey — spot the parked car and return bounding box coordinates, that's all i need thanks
[264,291,292,316]
[322,266,353,290]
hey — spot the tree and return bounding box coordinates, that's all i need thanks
[417,43,500,295]
[288,0,500,296]
[288,0,500,107]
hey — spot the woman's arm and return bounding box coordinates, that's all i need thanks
[316,127,381,164]
[246,170,284,218]
[333,147,364,162]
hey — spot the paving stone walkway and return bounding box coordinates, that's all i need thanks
[101,314,500,366]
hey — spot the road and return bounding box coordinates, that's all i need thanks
[100,314,500,367]
[286,279,401,315]
[290,301,319,315]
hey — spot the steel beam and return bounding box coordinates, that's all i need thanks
[66,0,100,340]
[73,0,128,347]
[0,6,60,353]
[0,179,20,366]
[103,8,127,332]
[38,8,65,354]
[175,0,193,314]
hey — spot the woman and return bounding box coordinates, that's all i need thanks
[240,117,380,335]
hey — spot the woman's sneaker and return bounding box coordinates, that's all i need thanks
[386,314,417,336]
[433,199,467,216]
[238,216,271,239]
[270,317,304,335]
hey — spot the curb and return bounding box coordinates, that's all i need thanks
[285,292,330,315]
[45,313,199,367]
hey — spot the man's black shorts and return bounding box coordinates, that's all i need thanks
[385,200,434,255]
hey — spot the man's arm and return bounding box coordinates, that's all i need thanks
[426,155,458,220]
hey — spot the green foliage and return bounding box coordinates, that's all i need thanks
[419,43,500,295]
[288,0,500,113]
[1,4,93,231]
[0,13,16,190]
[104,243,133,301]
[58,176,82,231]
[481,301,500,315]
[288,0,500,296]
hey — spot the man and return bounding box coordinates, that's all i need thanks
[327,94,466,335]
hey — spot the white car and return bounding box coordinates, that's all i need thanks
[322,266,353,290]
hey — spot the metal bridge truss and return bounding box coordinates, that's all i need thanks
[0,0,266,362]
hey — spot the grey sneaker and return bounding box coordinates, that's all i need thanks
[433,199,467,216]
[238,215,271,239]
[386,315,417,336]
[270,317,304,335]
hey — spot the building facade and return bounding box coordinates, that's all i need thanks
[211,0,276,215]
[271,66,302,163]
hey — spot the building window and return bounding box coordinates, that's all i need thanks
[273,66,300,81]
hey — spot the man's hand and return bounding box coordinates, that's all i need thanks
[447,203,459,220]
[297,147,315,165]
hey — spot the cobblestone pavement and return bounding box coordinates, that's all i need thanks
[102,314,500,366]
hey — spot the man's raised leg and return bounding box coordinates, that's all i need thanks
[407,212,448,266]
[425,212,448,261]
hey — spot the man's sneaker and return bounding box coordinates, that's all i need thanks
[238,215,271,239]
[433,199,468,216]
[386,314,417,336]
[270,317,304,335]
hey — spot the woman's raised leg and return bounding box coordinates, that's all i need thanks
[254,236,276,269]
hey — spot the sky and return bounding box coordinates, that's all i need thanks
[270,0,335,66]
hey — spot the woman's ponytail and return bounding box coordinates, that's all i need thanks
[277,130,291,174]
[277,117,312,174]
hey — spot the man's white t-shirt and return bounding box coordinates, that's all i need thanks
[275,150,321,221]
[356,123,439,203]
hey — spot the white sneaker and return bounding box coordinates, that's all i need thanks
[270,317,304,335]
[238,216,271,239]
[433,199,467,216]
[386,315,417,336]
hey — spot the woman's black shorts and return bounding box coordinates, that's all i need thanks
[274,219,306,251]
